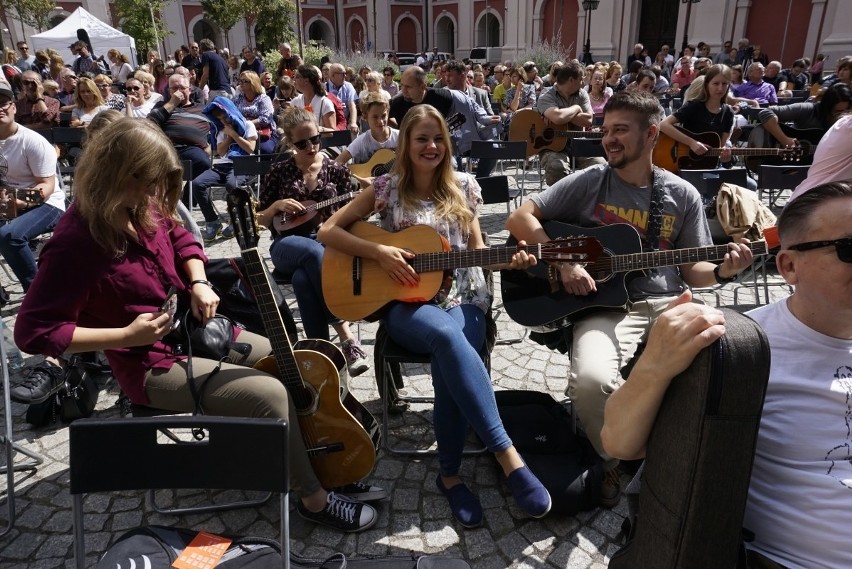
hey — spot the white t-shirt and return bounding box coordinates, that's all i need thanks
[127,93,164,118]
[789,114,852,201]
[744,300,852,569]
[345,128,399,164]
[72,104,109,125]
[292,94,335,127]
[0,124,64,211]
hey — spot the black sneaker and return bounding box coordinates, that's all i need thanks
[10,361,64,404]
[331,480,388,502]
[297,492,377,532]
[600,466,623,508]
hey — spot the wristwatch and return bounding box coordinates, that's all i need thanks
[713,264,737,284]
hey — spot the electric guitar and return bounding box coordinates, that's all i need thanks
[348,149,396,178]
[322,221,598,322]
[227,188,379,488]
[508,109,604,157]
[271,190,361,237]
[0,188,44,221]
[654,126,803,173]
[501,221,774,332]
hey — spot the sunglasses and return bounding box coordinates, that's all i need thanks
[292,134,321,150]
[126,85,142,92]
[787,237,852,263]
[240,79,253,84]
[21,79,37,86]
[0,101,14,112]
[65,75,78,80]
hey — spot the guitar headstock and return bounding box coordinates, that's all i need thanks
[19,189,43,204]
[537,236,604,265]
[226,187,260,251]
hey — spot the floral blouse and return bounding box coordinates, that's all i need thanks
[260,154,351,232]
[233,92,275,129]
[504,83,537,110]
[372,172,492,314]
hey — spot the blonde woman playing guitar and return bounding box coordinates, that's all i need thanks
[319,104,553,528]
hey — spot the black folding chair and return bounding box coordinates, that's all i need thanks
[319,130,352,159]
[570,137,606,170]
[232,153,278,198]
[70,416,290,569]
[468,140,528,204]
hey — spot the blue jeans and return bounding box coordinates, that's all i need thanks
[269,234,336,341]
[383,302,511,475]
[0,204,63,290]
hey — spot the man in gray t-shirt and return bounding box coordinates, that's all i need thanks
[507,90,754,509]
[535,61,604,185]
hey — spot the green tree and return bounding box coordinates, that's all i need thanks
[7,0,57,32]
[200,0,243,51]
[114,0,173,58]
[245,0,296,52]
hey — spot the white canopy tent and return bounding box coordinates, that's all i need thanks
[30,7,137,67]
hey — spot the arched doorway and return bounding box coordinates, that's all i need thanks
[637,0,680,60]
[348,19,365,51]
[192,19,220,45]
[307,19,334,46]
[397,17,417,53]
[435,15,455,56]
[476,12,500,47]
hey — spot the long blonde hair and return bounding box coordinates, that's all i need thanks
[393,105,473,230]
[74,119,183,256]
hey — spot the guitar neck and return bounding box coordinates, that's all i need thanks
[704,147,791,157]
[409,242,578,273]
[599,240,769,273]
[240,248,304,389]
[312,191,356,212]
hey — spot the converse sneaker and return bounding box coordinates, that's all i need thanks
[331,480,388,502]
[297,491,377,532]
[340,339,370,377]
[10,361,64,404]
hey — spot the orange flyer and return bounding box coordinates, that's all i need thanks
[172,531,232,569]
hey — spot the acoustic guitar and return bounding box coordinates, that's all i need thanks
[508,109,604,157]
[322,221,598,322]
[0,188,44,221]
[744,123,822,171]
[654,126,802,173]
[348,148,396,178]
[501,221,774,332]
[271,189,361,237]
[226,188,379,488]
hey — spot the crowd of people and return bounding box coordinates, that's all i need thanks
[2,32,852,567]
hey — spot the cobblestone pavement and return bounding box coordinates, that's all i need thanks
[0,168,791,568]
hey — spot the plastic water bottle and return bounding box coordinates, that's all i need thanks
[2,321,24,371]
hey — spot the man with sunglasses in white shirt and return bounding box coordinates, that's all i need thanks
[602,181,852,569]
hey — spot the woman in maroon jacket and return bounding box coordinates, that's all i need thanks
[14,118,381,533]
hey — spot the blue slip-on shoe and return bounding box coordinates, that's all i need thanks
[506,465,552,518]
[435,475,483,528]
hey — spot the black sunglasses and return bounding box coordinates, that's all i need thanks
[126,85,142,92]
[787,237,852,263]
[292,134,321,150]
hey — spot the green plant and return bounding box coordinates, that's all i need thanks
[514,33,575,75]
[328,49,397,76]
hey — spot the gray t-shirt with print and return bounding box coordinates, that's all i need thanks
[530,164,712,299]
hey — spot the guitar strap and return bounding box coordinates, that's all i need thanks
[598,166,666,252]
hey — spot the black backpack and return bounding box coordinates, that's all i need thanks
[494,390,604,515]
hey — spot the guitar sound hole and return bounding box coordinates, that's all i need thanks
[291,384,319,415]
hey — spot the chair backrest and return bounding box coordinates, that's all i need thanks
[571,137,606,159]
[70,416,289,569]
[678,168,748,198]
[181,159,193,182]
[739,106,762,124]
[319,129,352,149]
[790,89,809,99]
[476,175,510,205]
[59,111,73,127]
[232,153,277,177]
[52,126,86,146]
[759,164,809,191]
[469,140,527,161]
[777,96,806,105]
